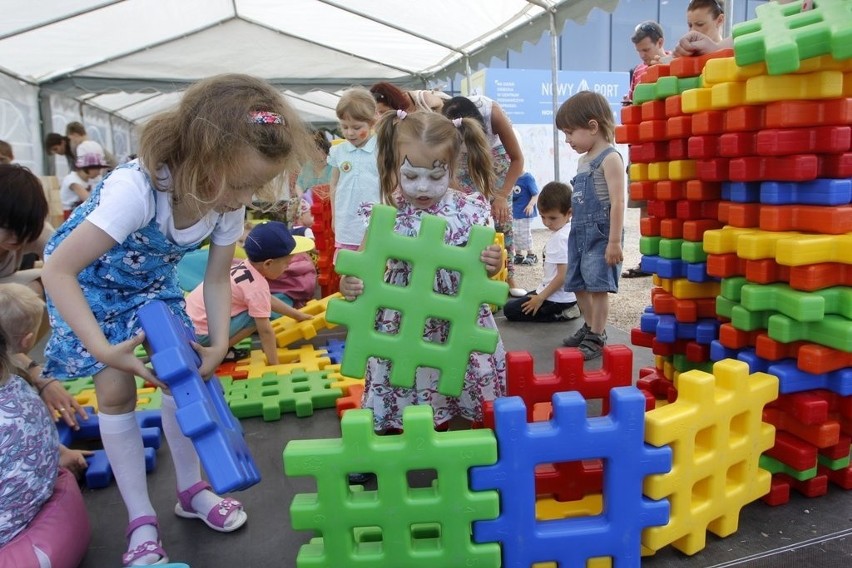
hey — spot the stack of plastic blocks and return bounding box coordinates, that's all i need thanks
[309,187,340,297]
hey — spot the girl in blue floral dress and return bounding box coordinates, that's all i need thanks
[340,110,507,431]
[41,74,312,566]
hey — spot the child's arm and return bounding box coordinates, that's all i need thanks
[269,295,312,322]
[42,221,160,385]
[524,194,539,216]
[70,182,90,202]
[481,244,503,277]
[59,444,92,478]
[522,263,567,316]
[328,168,340,224]
[602,152,625,267]
[253,317,279,365]
[490,104,525,224]
[194,242,235,378]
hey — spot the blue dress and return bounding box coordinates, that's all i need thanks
[43,162,201,379]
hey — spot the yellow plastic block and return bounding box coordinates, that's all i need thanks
[736,230,803,261]
[710,81,747,110]
[703,227,760,255]
[648,162,669,181]
[669,160,697,181]
[745,70,844,104]
[535,494,603,520]
[642,359,778,556]
[272,294,341,348]
[776,233,852,267]
[534,559,611,568]
[702,57,765,86]
[329,374,364,395]
[235,344,332,379]
[630,162,649,182]
[680,87,714,114]
[672,279,721,300]
[73,388,98,411]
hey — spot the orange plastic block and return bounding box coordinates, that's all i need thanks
[666,116,692,139]
[683,219,723,242]
[725,105,765,133]
[707,253,747,279]
[670,49,734,78]
[760,204,852,234]
[718,323,760,350]
[643,63,672,84]
[758,335,852,375]
[630,181,655,201]
[653,288,718,323]
[696,158,730,182]
[615,123,641,144]
[789,263,852,292]
[668,138,690,161]
[641,100,668,121]
[745,71,844,104]
[723,202,761,228]
[685,180,721,201]
[763,407,840,449]
[639,120,668,142]
[621,104,643,125]
[757,125,850,156]
[665,95,683,117]
[660,219,684,239]
[744,258,790,284]
[335,382,364,417]
[692,110,726,135]
[764,98,852,129]
[641,216,662,237]
[655,181,685,201]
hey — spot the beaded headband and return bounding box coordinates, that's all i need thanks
[249,110,285,125]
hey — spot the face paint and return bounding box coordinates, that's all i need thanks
[399,157,449,209]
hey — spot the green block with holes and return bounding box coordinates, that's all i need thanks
[284,404,500,567]
[223,369,342,420]
[759,454,817,481]
[326,205,507,396]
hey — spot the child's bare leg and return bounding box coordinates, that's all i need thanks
[586,291,609,335]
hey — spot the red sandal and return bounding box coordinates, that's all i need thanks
[122,515,168,566]
[174,480,247,533]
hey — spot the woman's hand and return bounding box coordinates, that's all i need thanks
[673,31,720,57]
[491,196,509,225]
[481,244,504,277]
[39,377,89,430]
[340,276,364,301]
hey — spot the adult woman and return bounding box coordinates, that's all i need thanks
[369,82,447,116]
[686,0,725,44]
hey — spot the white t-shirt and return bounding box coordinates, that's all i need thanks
[86,166,244,248]
[537,221,577,304]
[59,171,90,210]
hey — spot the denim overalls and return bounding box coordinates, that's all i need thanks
[565,146,622,293]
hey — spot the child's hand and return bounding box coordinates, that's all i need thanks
[99,332,163,388]
[297,313,313,323]
[340,276,364,301]
[39,378,89,430]
[59,445,92,479]
[606,242,623,267]
[481,244,503,276]
[524,204,534,215]
[521,294,543,316]
[192,341,228,380]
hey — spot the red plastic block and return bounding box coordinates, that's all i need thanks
[688,135,720,160]
[215,361,249,380]
[707,253,746,278]
[821,463,852,490]
[535,459,604,502]
[760,204,852,234]
[696,158,730,181]
[798,343,852,375]
[505,346,633,420]
[668,138,689,160]
[719,323,761,350]
[647,200,677,218]
[641,100,668,121]
[692,110,726,135]
[767,390,831,425]
[655,181,685,200]
[642,64,671,83]
[820,152,852,178]
[789,263,852,292]
[763,407,840,449]
[820,435,851,460]
[639,120,668,142]
[729,154,818,182]
[683,219,723,242]
[757,126,851,156]
[763,472,829,506]
[722,202,761,227]
[660,218,684,239]
[630,181,655,201]
[615,124,640,144]
[631,328,655,348]
[676,199,719,220]
[745,259,790,285]
[764,98,852,129]
[652,288,717,323]
[685,179,721,201]
[630,142,669,163]
[765,431,818,471]
[640,215,661,237]
[665,95,683,118]
[684,341,710,363]
[334,382,364,417]
[719,132,757,157]
[621,104,643,125]
[754,332,805,362]
[666,116,692,139]
[636,367,677,403]
[725,105,766,132]
[670,49,734,78]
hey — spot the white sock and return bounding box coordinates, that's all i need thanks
[99,411,159,563]
[161,394,222,518]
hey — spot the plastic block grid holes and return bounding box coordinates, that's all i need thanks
[284,405,500,567]
[327,205,507,396]
[222,369,342,420]
[471,389,671,567]
[642,359,778,556]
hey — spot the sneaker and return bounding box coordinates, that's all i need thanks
[578,331,607,361]
[562,323,590,347]
[555,304,582,321]
[522,253,538,265]
[513,254,525,265]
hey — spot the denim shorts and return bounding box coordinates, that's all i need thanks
[565,220,621,293]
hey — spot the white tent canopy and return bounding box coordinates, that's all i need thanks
[0,0,617,125]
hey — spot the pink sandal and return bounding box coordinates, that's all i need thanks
[122,515,168,566]
[174,480,247,533]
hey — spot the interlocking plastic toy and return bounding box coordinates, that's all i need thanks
[471,390,671,566]
[235,344,332,379]
[732,0,852,75]
[284,404,500,567]
[138,300,260,493]
[642,359,778,555]
[327,205,507,396]
[272,294,341,348]
[223,368,342,419]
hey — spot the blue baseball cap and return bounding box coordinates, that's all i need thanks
[243,221,314,262]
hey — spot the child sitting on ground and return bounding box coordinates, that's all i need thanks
[186,221,315,365]
[503,182,580,323]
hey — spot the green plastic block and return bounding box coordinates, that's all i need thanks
[327,205,507,396]
[61,375,95,395]
[659,238,684,260]
[716,295,736,319]
[733,0,852,75]
[759,454,817,481]
[672,354,714,374]
[731,304,773,332]
[632,83,658,105]
[284,404,500,567]
[720,277,748,302]
[817,452,850,471]
[768,313,852,352]
[741,283,852,323]
[681,241,707,263]
[640,236,661,256]
[224,369,342,420]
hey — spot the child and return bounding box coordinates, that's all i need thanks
[291,198,315,239]
[555,91,625,361]
[186,221,314,366]
[339,110,506,432]
[41,73,312,566]
[328,87,380,259]
[503,181,580,323]
[511,171,540,265]
[0,139,13,164]
[59,151,106,219]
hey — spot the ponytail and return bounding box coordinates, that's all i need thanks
[457,117,496,200]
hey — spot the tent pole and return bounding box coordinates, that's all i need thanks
[548,7,560,182]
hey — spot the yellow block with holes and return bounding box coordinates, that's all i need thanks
[745,71,844,104]
[681,87,714,114]
[703,227,760,255]
[711,81,746,110]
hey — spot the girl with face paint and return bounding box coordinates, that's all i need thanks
[338,110,507,432]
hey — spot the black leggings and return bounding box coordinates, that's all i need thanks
[503,293,576,322]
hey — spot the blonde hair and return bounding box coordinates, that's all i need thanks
[336,87,377,123]
[0,283,44,344]
[138,73,313,215]
[555,91,616,144]
[374,111,495,205]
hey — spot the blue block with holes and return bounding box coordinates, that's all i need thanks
[769,359,852,396]
[84,447,157,489]
[760,179,851,206]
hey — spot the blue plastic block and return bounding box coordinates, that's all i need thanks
[768,359,852,396]
[686,262,713,283]
[709,340,740,362]
[471,389,671,566]
[56,406,162,448]
[725,182,762,203]
[85,447,157,489]
[656,316,720,345]
[138,300,261,493]
[760,179,852,206]
[322,338,346,364]
[644,256,688,280]
[640,311,661,335]
[640,255,660,277]
[735,348,772,374]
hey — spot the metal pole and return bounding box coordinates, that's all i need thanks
[549,9,560,182]
[724,0,734,39]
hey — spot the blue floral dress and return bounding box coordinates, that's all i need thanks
[0,375,59,546]
[358,190,507,430]
[42,162,201,380]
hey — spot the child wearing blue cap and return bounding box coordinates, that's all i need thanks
[186,221,314,365]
